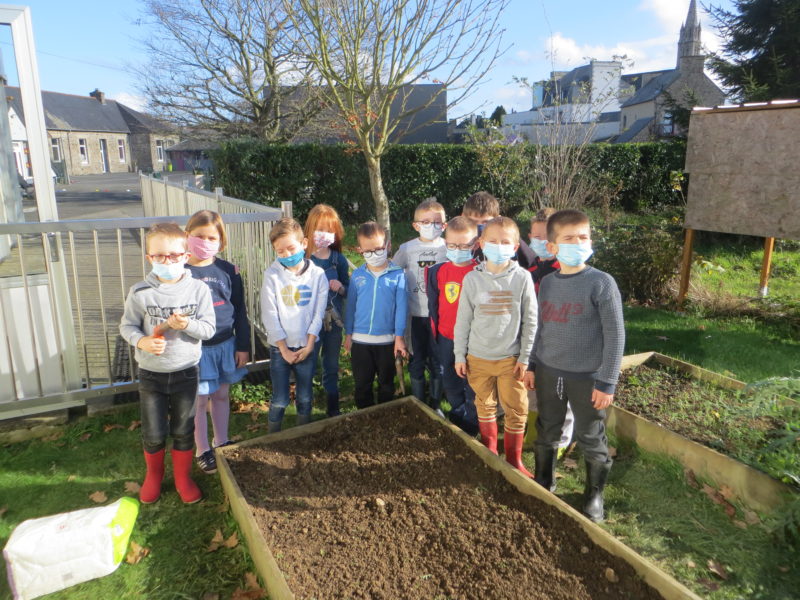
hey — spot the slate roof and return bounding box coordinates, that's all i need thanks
[165,139,219,152]
[620,70,681,108]
[5,87,171,134]
[615,117,653,143]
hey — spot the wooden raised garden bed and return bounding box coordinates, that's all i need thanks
[217,397,700,600]
[610,352,796,513]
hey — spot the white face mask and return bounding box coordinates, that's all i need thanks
[151,260,186,280]
[363,249,388,268]
[419,222,444,240]
[314,230,336,249]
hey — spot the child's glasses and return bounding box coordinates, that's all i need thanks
[148,253,187,264]
[360,247,387,258]
[445,240,476,251]
[415,220,444,228]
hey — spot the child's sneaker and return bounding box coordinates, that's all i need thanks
[196,450,218,474]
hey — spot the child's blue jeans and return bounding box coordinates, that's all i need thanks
[268,345,317,425]
[315,324,343,397]
[436,335,478,434]
[138,366,198,452]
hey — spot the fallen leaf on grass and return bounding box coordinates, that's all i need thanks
[723,502,736,518]
[702,484,725,505]
[719,485,735,500]
[217,496,230,513]
[103,423,124,433]
[778,565,790,573]
[42,432,62,442]
[744,509,760,525]
[231,589,264,600]
[230,435,243,443]
[250,411,260,422]
[733,520,747,529]
[563,458,578,470]
[697,578,720,592]
[89,491,107,503]
[201,593,219,600]
[0,506,7,518]
[128,420,141,431]
[207,529,225,552]
[79,432,92,442]
[607,446,617,458]
[246,423,268,432]
[124,481,141,494]
[67,474,77,482]
[655,336,669,341]
[707,559,728,580]
[223,532,239,549]
[684,468,699,489]
[554,472,564,480]
[686,560,696,568]
[125,541,150,564]
[244,572,260,589]
[604,567,619,583]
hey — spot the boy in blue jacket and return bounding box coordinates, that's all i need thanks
[344,222,408,408]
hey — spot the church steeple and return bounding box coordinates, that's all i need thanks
[677,0,703,67]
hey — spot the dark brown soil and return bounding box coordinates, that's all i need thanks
[226,402,666,600]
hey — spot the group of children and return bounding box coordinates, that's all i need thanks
[120,191,624,523]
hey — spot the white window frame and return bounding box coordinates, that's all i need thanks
[156,139,164,162]
[117,139,126,163]
[50,137,62,162]
[78,138,89,164]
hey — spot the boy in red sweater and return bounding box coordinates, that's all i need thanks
[426,216,479,435]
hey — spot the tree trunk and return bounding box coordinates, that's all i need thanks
[365,154,391,235]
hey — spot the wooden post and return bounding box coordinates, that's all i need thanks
[281,201,293,219]
[759,237,775,298]
[677,228,695,308]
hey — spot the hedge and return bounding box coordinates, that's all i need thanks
[211,140,686,222]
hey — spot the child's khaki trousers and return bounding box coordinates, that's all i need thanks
[466,354,528,434]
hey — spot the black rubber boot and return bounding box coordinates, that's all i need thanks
[410,378,426,403]
[429,377,444,415]
[297,413,311,426]
[326,393,340,417]
[534,445,558,492]
[583,458,612,523]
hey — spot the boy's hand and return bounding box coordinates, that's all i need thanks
[344,335,353,354]
[394,336,408,359]
[138,335,166,356]
[167,312,189,330]
[513,362,527,381]
[592,389,614,410]
[329,279,343,294]
[295,344,314,363]
[455,362,468,378]
[235,351,249,368]
[523,371,536,390]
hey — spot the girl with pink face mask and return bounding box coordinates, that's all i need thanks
[185,210,251,475]
[303,204,350,417]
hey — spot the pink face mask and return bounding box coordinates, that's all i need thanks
[314,230,336,249]
[187,235,220,260]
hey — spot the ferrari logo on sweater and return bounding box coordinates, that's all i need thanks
[444,282,461,304]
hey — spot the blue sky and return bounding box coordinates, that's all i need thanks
[0,0,735,118]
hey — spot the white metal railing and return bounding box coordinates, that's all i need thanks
[0,194,288,419]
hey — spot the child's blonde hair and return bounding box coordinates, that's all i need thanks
[445,215,478,236]
[269,218,305,245]
[186,210,228,252]
[481,216,520,243]
[414,197,446,221]
[304,204,344,255]
[146,222,187,253]
[532,207,556,224]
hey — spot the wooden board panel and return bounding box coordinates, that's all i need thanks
[684,104,800,239]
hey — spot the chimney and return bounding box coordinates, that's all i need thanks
[89,88,106,104]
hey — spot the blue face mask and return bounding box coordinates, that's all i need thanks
[556,243,593,267]
[151,261,186,281]
[476,223,486,236]
[482,242,516,264]
[529,238,554,259]
[278,249,305,268]
[446,248,473,264]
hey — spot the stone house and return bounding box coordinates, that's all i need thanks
[6,87,178,179]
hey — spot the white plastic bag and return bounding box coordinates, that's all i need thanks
[3,497,139,600]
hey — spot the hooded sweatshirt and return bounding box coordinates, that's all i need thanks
[260,258,328,348]
[344,262,408,341]
[453,260,537,364]
[119,271,216,373]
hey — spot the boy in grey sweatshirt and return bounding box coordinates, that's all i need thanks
[524,209,625,523]
[119,223,216,505]
[454,217,537,476]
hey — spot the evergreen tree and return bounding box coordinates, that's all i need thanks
[489,105,507,125]
[707,0,800,101]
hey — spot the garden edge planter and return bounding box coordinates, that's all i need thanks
[612,351,796,513]
[217,397,702,600]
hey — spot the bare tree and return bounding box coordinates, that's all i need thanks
[289,0,509,232]
[136,0,324,141]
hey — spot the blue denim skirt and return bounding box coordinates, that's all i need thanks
[197,336,247,395]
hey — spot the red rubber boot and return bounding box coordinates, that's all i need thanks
[504,431,533,477]
[171,448,203,504]
[478,419,498,455]
[140,449,165,504]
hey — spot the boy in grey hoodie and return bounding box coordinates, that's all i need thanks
[454,217,537,476]
[120,223,216,505]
